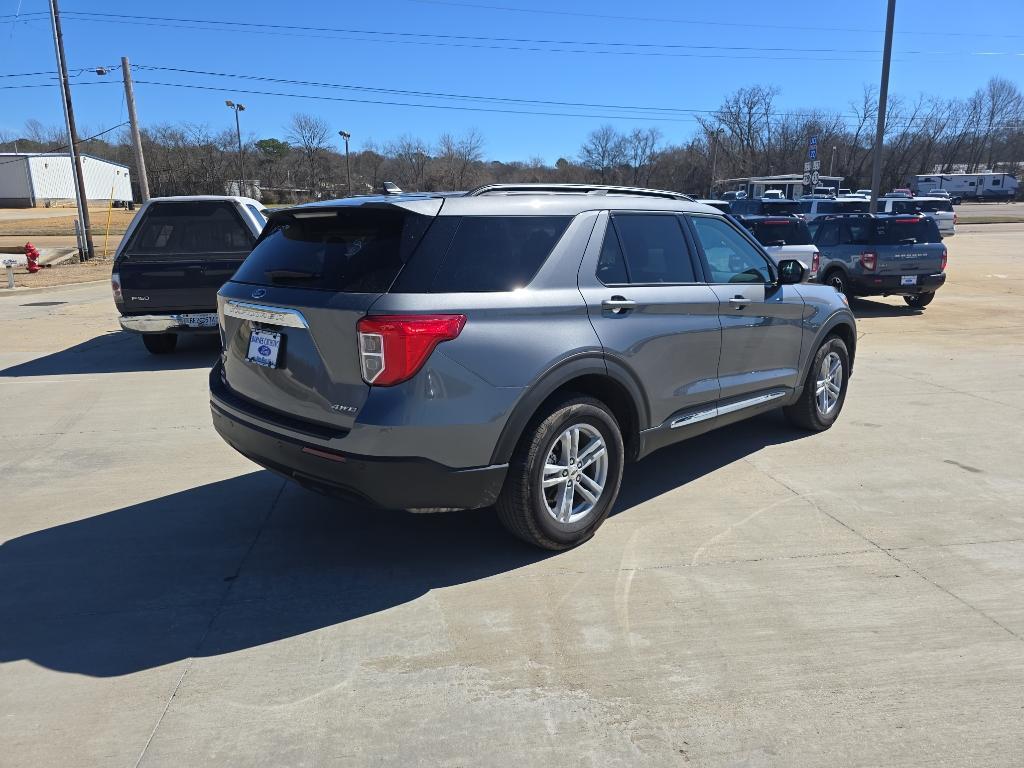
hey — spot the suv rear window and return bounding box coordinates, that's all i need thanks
[873,218,942,244]
[126,201,254,256]
[759,201,801,216]
[745,219,812,246]
[233,207,433,292]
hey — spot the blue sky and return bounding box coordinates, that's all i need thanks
[1,0,1021,162]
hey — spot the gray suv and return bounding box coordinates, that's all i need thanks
[210,184,856,549]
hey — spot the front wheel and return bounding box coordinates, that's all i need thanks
[142,333,177,354]
[903,292,935,308]
[823,269,849,297]
[784,336,851,431]
[497,396,624,550]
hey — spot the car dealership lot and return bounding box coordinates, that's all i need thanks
[1,225,1023,767]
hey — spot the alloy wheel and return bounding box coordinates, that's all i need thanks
[815,351,843,416]
[541,424,608,524]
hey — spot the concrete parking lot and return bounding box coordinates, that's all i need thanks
[1,224,1023,767]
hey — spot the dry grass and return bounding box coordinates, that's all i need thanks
[957,215,1024,225]
[2,256,114,290]
[0,210,135,238]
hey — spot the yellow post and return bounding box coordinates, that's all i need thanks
[103,178,115,257]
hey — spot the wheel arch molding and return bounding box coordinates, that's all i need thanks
[490,354,649,465]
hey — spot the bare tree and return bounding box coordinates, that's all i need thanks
[579,125,627,183]
[435,129,485,189]
[287,113,331,195]
[386,135,431,190]
[625,128,662,186]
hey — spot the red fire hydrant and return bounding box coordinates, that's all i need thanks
[25,242,40,273]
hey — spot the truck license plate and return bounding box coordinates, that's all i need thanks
[179,313,218,328]
[246,329,281,368]
[901,275,918,286]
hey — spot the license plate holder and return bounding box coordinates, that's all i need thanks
[178,312,218,328]
[246,329,281,368]
[900,275,918,286]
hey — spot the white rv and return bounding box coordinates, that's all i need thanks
[912,172,1018,201]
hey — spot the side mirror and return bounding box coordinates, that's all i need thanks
[777,259,805,285]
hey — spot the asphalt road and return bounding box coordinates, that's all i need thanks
[2,226,1023,767]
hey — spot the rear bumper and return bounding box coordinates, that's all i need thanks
[849,272,946,296]
[118,313,219,334]
[210,369,507,511]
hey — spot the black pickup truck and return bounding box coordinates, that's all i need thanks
[111,196,267,353]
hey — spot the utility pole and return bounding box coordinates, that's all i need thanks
[49,0,94,260]
[708,129,723,199]
[121,57,149,203]
[869,0,896,214]
[830,145,837,177]
[339,130,351,196]
[225,101,246,196]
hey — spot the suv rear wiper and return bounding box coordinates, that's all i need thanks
[264,268,321,281]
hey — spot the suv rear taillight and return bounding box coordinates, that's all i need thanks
[111,271,122,303]
[860,251,878,271]
[941,247,948,271]
[810,251,820,278]
[357,314,466,386]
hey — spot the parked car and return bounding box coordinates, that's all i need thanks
[838,188,852,196]
[697,199,732,213]
[721,190,747,201]
[928,188,962,205]
[813,186,837,197]
[811,213,947,308]
[798,197,870,221]
[112,196,267,353]
[728,197,802,217]
[855,188,872,197]
[733,214,819,280]
[210,184,856,549]
[887,188,914,198]
[762,189,785,199]
[878,196,956,237]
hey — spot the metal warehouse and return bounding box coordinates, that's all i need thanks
[0,152,134,208]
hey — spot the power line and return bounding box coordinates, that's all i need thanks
[400,0,1024,39]
[0,121,128,167]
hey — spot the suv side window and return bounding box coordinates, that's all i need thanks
[816,221,841,247]
[596,222,629,284]
[609,214,697,284]
[689,215,773,284]
[844,220,872,245]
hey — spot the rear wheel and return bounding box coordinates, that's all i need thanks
[142,333,177,354]
[497,395,624,550]
[823,269,849,297]
[784,336,850,432]
[903,292,935,308]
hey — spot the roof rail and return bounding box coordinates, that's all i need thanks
[465,183,695,202]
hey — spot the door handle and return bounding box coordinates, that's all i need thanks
[602,296,637,314]
[728,296,750,309]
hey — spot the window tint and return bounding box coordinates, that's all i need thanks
[246,204,267,227]
[429,216,570,292]
[892,200,917,214]
[760,201,801,216]
[747,219,812,246]
[815,221,841,247]
[915,200,953,213]
[873,218,942,245]
[992,178,1001,186]
[798,201,813,213]
[844,221,872,245]
[126,202,254,256]
[690,215,772,284]
[612,214,696,283]
[834,200,869,214]
[596,224,629,284]
[816,201,836,214]
[232,207,432,292]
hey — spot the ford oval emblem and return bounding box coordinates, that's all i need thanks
[251,288,267,299]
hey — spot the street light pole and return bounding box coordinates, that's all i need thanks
[708,129,723,199]
[225,101,246,196]
[869,0,896,214]
[830,145,837,178]
[339,130,351,197]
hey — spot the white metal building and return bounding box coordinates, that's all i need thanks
[718,174,845,200]
[0,152,134,208]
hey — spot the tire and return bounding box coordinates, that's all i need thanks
[497,395,624,550]
[903,292,935,308]
[823,269,849,297]
[784,336,851,432]
[142,333,177,354]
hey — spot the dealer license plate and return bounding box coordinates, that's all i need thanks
[900,275,918,286]
[179,312,218,328]
[246,329,281,368]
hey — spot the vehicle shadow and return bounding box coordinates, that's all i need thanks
[850,297,923,318]
[0,331,220,377]
[0,411,811,678]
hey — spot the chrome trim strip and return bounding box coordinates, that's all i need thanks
[119,314,219,333]
[223,301,309,328]
[670,390,787,429]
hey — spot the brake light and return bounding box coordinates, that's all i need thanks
[810,251,820,278]
[111,271,122,303]
[860,251,878,271]
[357,314,466,386]
[894,218,919,224]
[941,247,948,271]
